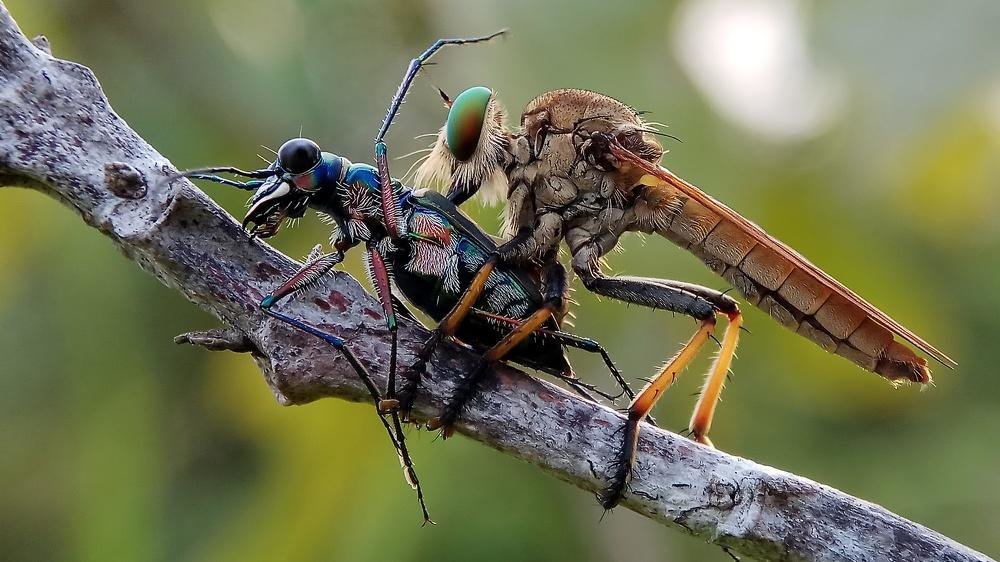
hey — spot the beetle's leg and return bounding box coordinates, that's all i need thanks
[466,308,638,405]
[261,306,432,524]
[570,237,741,509]
[372,30,507,239]
[260,250,344,309]
[260,252,432,524]
[364,246,402,414]
[374,30,508,146]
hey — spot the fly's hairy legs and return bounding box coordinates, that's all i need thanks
[571,240,743,509]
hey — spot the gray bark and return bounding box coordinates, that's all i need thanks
[0,4,992,561]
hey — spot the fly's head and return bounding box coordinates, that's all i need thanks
[413,86,512,204]
[243,138,324,238]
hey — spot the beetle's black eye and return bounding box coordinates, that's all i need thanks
[277,138,321,174]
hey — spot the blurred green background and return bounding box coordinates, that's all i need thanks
[2,0,998,560]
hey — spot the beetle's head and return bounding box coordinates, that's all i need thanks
[172,137,333,239]
[242,138,325,238]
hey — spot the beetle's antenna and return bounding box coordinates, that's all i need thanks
[160,166,279,191]
[172,166,279,179]
[375,29,508,145]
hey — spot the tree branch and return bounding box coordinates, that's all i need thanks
[0,5,991,561]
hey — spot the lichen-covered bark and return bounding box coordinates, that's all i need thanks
[0,4,992,561]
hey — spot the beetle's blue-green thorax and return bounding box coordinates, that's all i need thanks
[290,152,346,192]
[446,86,493,161]
[299,157,381,218]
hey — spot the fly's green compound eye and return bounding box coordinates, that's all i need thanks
[446,86,492,161]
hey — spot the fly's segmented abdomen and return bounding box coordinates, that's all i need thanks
[656,197,930,383]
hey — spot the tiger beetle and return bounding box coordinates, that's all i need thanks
[170,30,641,524]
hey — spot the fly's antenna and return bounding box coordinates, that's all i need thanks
[636,119,682,144]
[435,85,453,108]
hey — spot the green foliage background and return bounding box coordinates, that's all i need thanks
[2,1,998,560]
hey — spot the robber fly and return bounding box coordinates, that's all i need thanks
[413,87,956,508]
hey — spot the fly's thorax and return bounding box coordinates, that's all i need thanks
[512,129,612,205]
[566,206,631,243]
[523,89,642,134]
[521,89,663,166]
[516,88,665,221]
[535,175,579,208]
[510,135,533,166]
[504,131,630,245]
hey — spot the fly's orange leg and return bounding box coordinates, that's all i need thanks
[396,257,497,419]
[689,309,742,447]
[426,259,573,438]
[426,302,557,438]
[570,240,744,509]
[597,317,716,509]
[467,308,637,404]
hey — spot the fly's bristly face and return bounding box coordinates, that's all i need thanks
[413,86,512,204]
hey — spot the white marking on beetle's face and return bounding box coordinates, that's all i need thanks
[247,180,291,218]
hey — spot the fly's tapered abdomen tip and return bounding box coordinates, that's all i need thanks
[876,340,932,384]
[878,361,932,385]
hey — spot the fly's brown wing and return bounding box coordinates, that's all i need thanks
[609,144,955,384]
